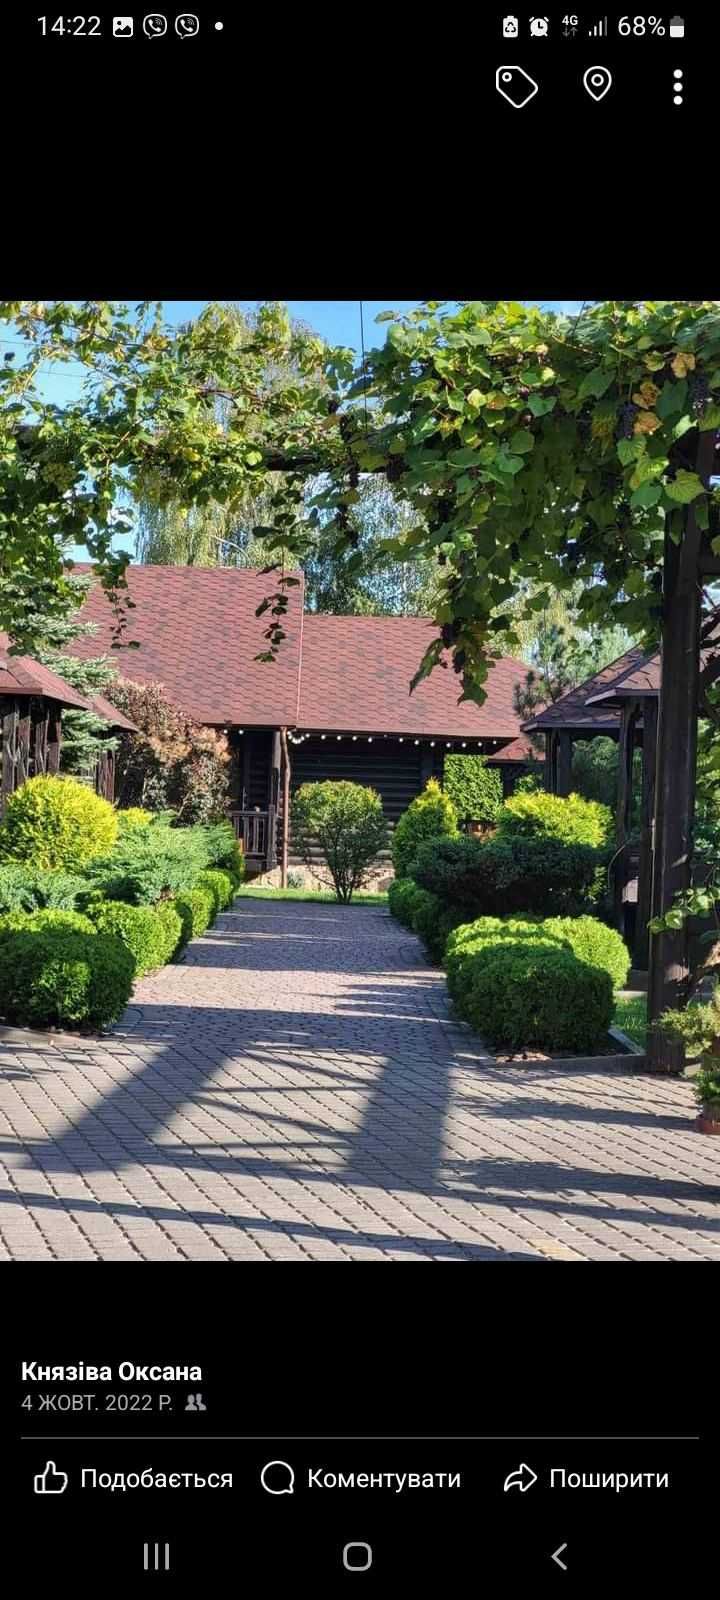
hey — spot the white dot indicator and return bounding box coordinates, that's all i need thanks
[673,68,683,78]
[215,19,224,28]
[673,94,683,104]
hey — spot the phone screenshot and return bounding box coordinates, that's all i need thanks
[1,8,716,1591]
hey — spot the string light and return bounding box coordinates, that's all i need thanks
[399,737,404,743]
[414,739,420,745]
[352,735,357,740]
[368,736,373,742]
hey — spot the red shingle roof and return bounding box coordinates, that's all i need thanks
[71,565,305,727]
[69,565,531,743]
[298,615,530,739]
[0,637,90,710]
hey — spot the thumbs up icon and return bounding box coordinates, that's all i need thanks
[34,1460,68,1495]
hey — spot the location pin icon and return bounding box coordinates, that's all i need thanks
[583,65,612,101]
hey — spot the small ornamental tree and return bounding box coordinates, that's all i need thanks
[292,781,388,903]
[107,679,231,823]
[443,755,502,825]
[392,779,458,879]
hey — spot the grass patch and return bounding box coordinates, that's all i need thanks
[235,887,388,906]
[613,993,647,1049]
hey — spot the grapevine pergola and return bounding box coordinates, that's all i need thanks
[2,298,720,1067]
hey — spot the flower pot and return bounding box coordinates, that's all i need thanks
[696,1100,720,1135]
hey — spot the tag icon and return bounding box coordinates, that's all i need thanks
[583,65,612,100]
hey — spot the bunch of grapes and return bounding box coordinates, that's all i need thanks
[618,402,638,439]
[690,374,710,416]
[452,649,466,675]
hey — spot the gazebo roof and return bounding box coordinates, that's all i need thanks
[522,643,657,735]
[87,692,138,733]
[0,644,90,710]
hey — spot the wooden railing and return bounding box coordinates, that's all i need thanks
[228,806,276,867]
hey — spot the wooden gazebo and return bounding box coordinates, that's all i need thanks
[0,649,90,814]
[522,644,660,969]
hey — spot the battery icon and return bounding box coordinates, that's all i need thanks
[669,15,685,36]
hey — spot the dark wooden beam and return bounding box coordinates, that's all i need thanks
[420,743,433,788]
[612,700,638,932]
[544,729,556,793]
[647,430,716,1064]
[46,704,62,774]
[279,727,290,889]
[634,697,658,971]
[555,729,573,797]
[269,730,281,810]
[1,702,18,810]
[241,732,252,810]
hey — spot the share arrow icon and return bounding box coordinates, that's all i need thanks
[503,1461,538,1492]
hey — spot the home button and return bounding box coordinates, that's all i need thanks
[342,1542,373,1572]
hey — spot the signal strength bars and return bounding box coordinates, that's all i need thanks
[588,15,607,34]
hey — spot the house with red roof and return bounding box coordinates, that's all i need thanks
[71,564,536,873]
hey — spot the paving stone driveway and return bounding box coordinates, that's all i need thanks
[0,900,718,1261]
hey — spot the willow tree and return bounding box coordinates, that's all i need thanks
[2,299,719,1064]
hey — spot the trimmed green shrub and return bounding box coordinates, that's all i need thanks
[445,917,546,1001]
[445,913,629,999]
[411,834,600,917]
[497,789,612,849]
[292,781,389,903]
[196,869,234,915]
[392,779,458,881]
[0,865,87,914]
[388,878,425,928]
[0,775,118,870]
[0,928,134,1029]
[443,755,502,824]
[85,901,172,977]
[543,915,630,990]
[153,901,184,963]
[173,885,215,943]
[458,941,613,1051]
[388,878,466,963]
[0,908,96,940]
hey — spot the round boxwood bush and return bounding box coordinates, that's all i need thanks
[0,928,135,1029]
[0,775,118,870]
[0,907,97,942]
[459,942,614,1051]
[496,789,612,849]
[196,868,234,914]
[173,885,215,943]
[543,915,630,990]
[445,917,545,999]
[153,901,183,963]
[86,901,171,977]
[392,779,458,881]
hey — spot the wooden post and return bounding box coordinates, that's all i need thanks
[544,729,556,793]
[634,696,658,971]
[241,732,252,809]
[269,730,281,808]
[46,704,62,774]
[279,727,291,889]
[2,701,19,811]
[613,700,637,932]
[16,702,31,786]
[555,729,573,796]
[647,431,715,1066]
